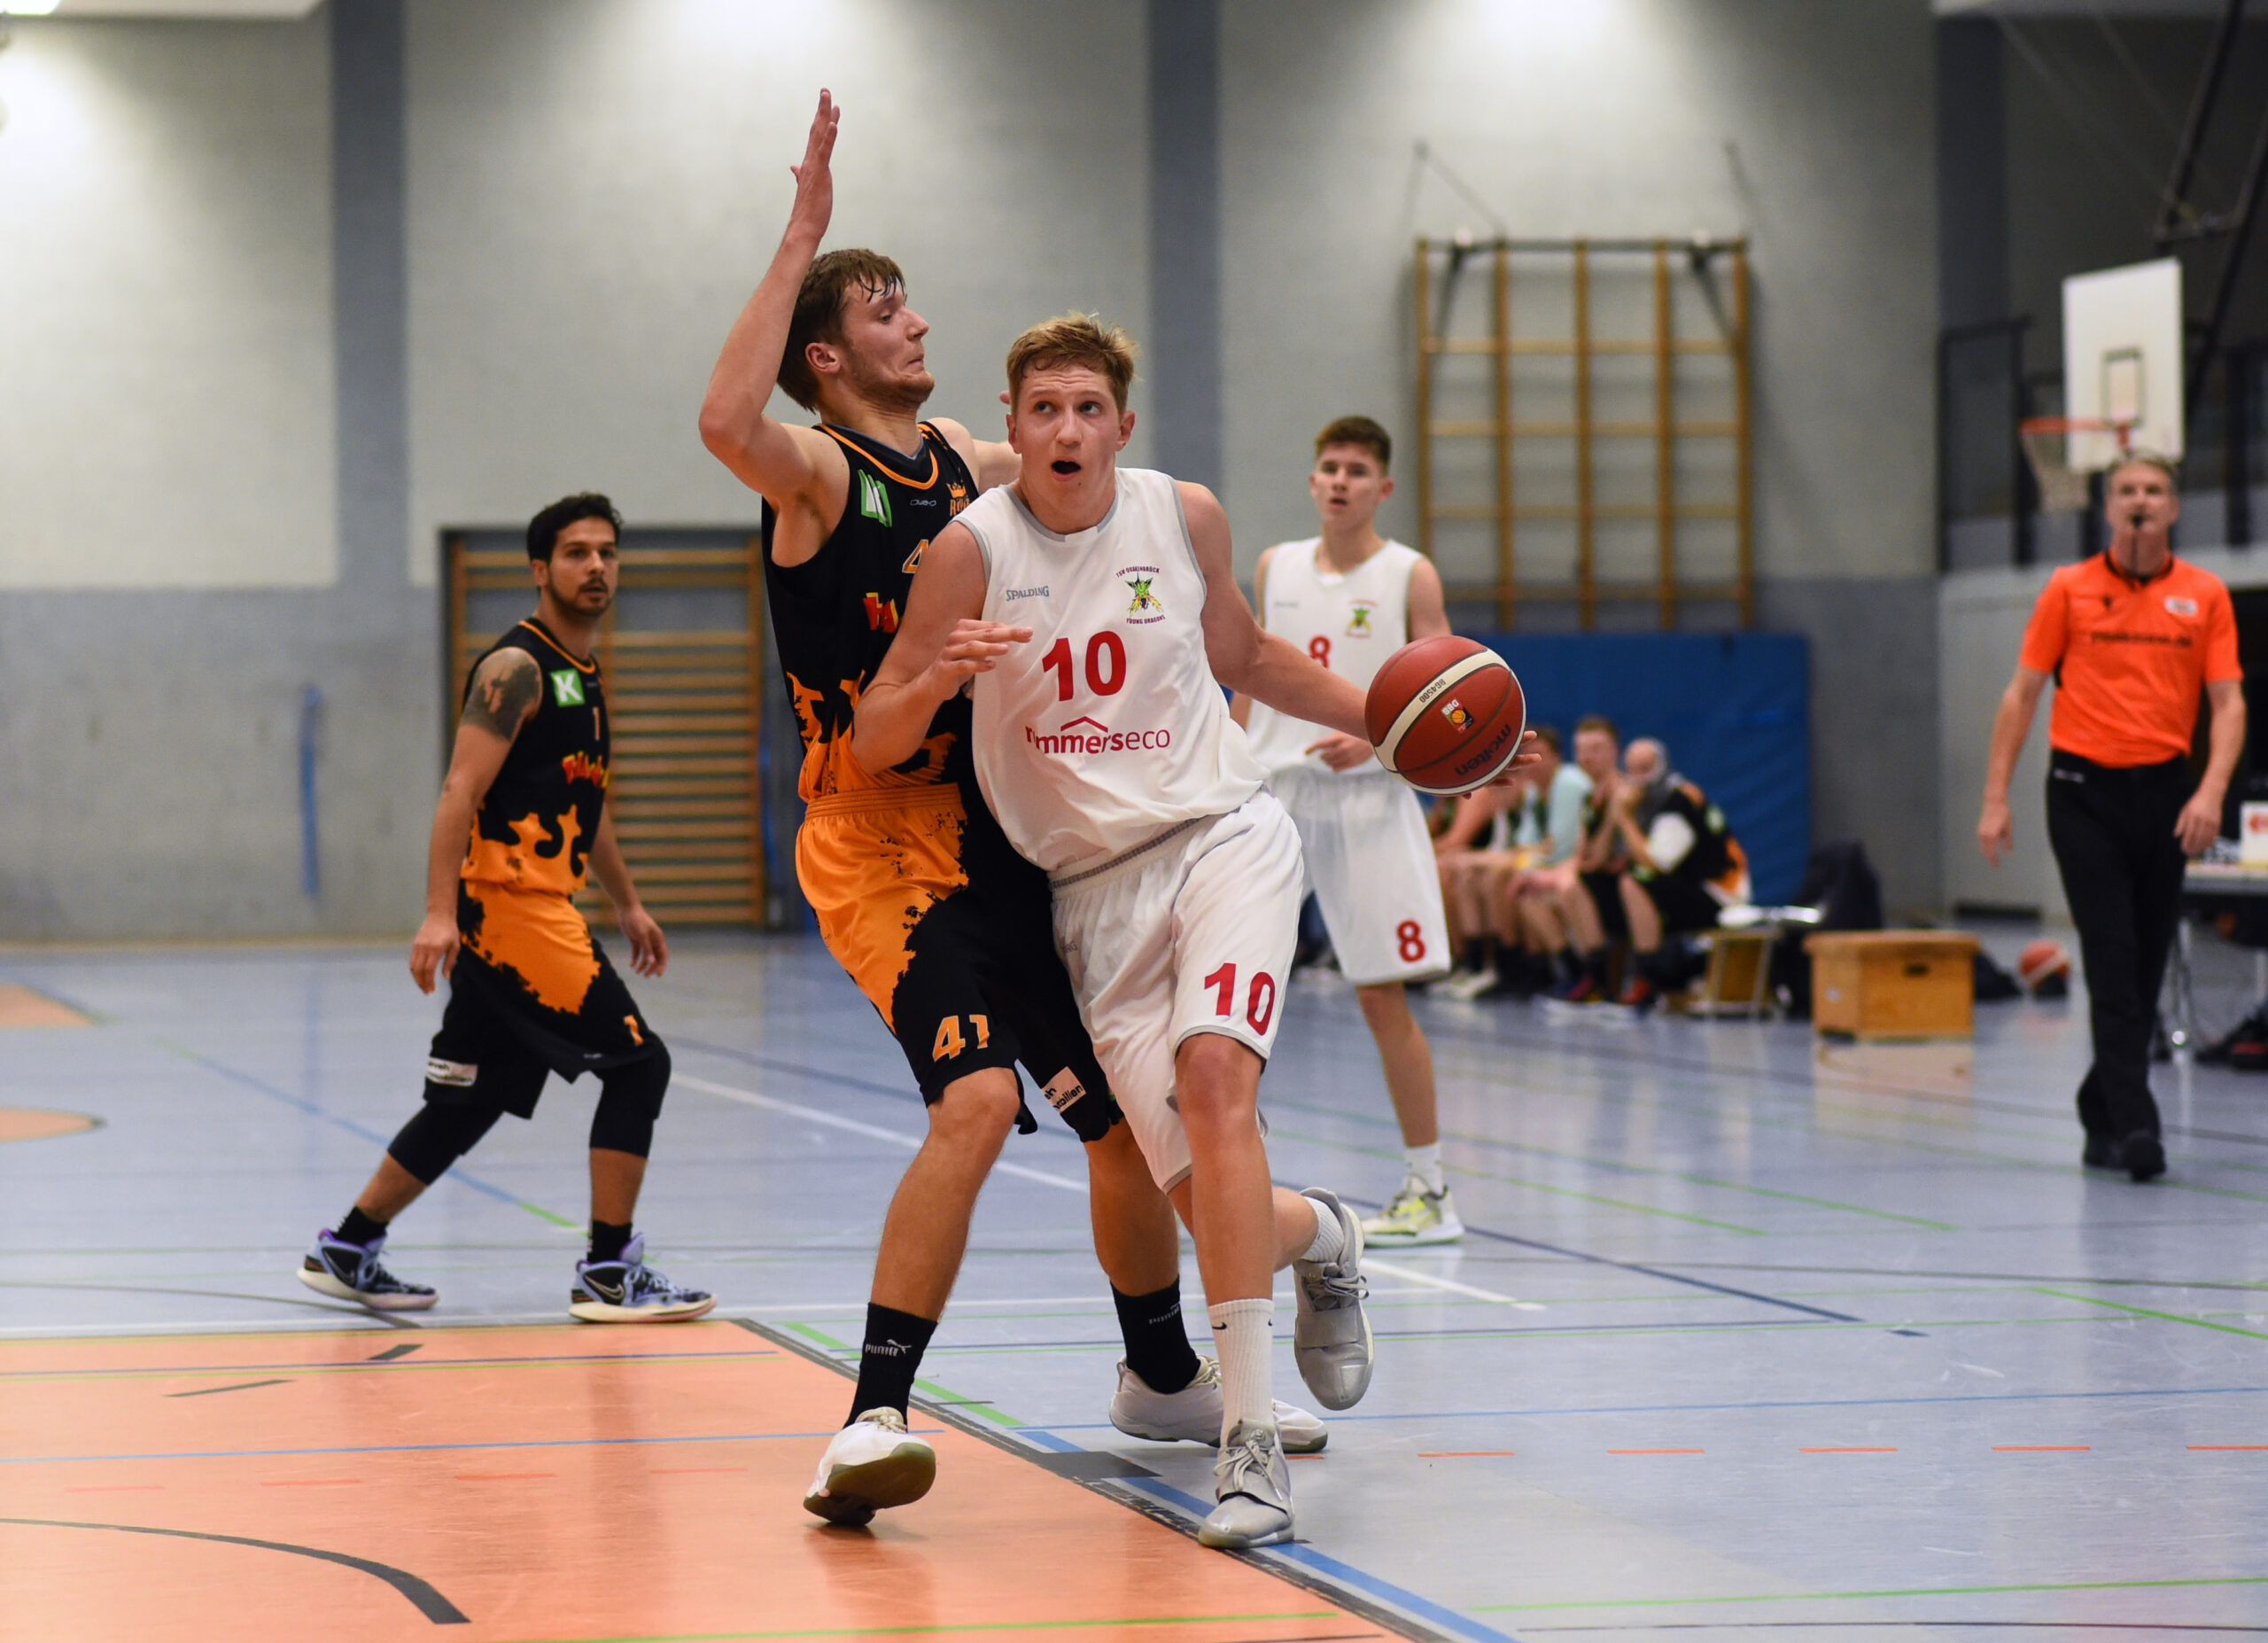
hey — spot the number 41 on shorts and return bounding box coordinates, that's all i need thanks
[934,1014,990,1060]
[1202,963,1277,1033]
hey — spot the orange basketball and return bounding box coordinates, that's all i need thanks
[1365,635,1526,796]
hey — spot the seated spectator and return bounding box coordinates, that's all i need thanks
[1434,725,1589,998]
[1608,738,1750,1009]
[1527,716,1630,1001]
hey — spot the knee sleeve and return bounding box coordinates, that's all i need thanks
[590,1045,669,1158]
[387,1099,506,1185]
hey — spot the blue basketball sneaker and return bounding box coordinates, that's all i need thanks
[298,1227,438,1312]
[570,1233,715,1323]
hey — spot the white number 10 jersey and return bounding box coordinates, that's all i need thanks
[960,469,1264,875]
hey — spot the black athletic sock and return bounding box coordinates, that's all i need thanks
[337,1206,387,1248]
[1112,1281,1201,1394]
[1459,936,1488,972]
[849,1303,938,1423]
[587,1219,633,1265]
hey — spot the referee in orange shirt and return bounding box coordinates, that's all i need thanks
[1978,455,2245,1181]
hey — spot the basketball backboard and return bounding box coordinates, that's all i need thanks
[2062,257,2182,471]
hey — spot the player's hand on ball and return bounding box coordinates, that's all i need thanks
[409,913,461,995]
[1304,731,1376,773]
[1485,730,1543,786]
[619,906,670,979]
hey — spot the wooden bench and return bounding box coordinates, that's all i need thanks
[1804,931,1979,1040]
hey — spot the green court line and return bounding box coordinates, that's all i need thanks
[494,1611,1345,1643]
[1266,1125,1767,1234]
[2032,1288,2268,1342]
[1266,1094,1956,1229]
[519,1202,581,1229]
[1474,1571,2268,1613]
[780,1324,1029,1429]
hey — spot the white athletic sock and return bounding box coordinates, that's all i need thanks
[1405,1143,1446,1195]
[1300,1195,1346,1266]
[1207,1297,1276,1443]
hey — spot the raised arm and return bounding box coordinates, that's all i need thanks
[696,90,850,544]
[1186,484,1368,739]
[850,523,1020,773]
[412,649,538,993]
[1977,665,2049,867]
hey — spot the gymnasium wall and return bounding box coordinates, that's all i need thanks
[1218,0,1943,914]
[0,0,1956,938]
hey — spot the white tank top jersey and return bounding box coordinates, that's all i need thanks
[1242,535,1419,778]
[959,468,1266,875]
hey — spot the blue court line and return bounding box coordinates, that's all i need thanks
[1006,1425,1521,1643]
[677,1035,1085,1148]
[1022,1382,2268,1432]
[2,1429,940,1467]
[158,1040,532,1211]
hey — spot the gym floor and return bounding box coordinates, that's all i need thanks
[4,931,2266,1642]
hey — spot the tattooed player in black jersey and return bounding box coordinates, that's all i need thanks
[700,91,1324,1527]
[297,493,713,1325]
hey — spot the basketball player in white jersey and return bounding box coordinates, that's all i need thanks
[854,316,1403,1551]
[1231,417,1462,1245]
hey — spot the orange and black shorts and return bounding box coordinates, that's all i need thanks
[797,785,1118,1141]
[423,882,661,1119]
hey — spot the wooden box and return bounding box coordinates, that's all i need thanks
[1679,929,1776,1018]
[1803,931,1979,1040]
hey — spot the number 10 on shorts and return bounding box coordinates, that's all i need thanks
[1203,963,1277,1033]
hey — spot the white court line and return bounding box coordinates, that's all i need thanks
[1363,1255,1547,1310]
[674,1073,1090,1195]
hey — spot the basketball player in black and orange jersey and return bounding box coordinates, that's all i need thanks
[701,91,1319,1526]
[297,494,713,1325]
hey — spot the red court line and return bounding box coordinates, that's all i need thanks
[1802,1446,1899,1453]
[1992,1444,2091,1452]
[259,1478,360,1486]
[2189,1444,2268,1451]
[649,1466,747,1474]
[1418,1450,1518,1458]
[1609,1448,1705,1455]
[65,1485,163,1492]
[454,1472,555,1480]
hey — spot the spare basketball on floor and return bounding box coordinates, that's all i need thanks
[2016,938,2071,999]
[1365,635,1526,795]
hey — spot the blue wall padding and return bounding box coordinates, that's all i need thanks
[1464,632,1811,905]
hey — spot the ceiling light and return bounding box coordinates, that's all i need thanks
[0,1,61,13]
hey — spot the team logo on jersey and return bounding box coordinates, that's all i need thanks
[560,751,610,790]
[1347,601,1377,636]
[1120,565,1166,624]
[857,470,894,527]
[1441,698,1473,729]
[550,669,586,706]
[2166,595,2198,617]
[864,593,901,633]
[947,480,970,516]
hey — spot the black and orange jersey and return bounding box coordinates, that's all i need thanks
[1633,778,1749,900]
[762,421,977,805]
[460,617,610,899]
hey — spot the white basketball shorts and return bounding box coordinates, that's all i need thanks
[1270,767,1452,986]
[1050,792,1304,1191]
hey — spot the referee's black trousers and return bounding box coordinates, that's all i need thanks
[2045,751,2189,1143]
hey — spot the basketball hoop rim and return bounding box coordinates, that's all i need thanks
[2018,416,2135,445]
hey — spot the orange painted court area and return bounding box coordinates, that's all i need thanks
[0,1321,1377,1643]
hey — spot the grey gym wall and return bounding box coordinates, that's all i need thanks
[0,10,435,939]
[1219,0,1942,913]
[402,0,1151,578]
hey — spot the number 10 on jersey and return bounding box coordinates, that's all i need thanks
[1041,633,1127,700]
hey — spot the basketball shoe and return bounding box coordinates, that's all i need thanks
[1292,1187,1373,1410]
[298,1228,437,1312]
[1362,1179,1464,1244]
[1198,1420,1294,1549]
[1108,1357,1329,1452]
[569,1233,716,1323]
[803,1408,937,1526]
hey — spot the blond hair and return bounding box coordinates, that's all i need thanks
[1005,314,1138,412]
[2109,450,2180,488]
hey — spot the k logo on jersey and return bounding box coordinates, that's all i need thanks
[551,669,586,706]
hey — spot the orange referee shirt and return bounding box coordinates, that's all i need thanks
[2018,552,2241,767]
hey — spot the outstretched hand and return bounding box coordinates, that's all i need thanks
[1486,729,1543,787]
[788,90,839,243]
[922,619,1031,692]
